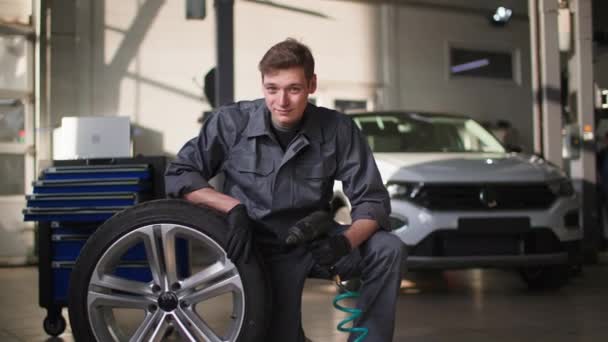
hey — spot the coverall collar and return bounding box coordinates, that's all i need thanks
[298,103,323,143]
[244,102,272,138]
[244,101,323,143]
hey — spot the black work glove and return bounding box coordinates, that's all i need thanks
[310,234,352,267]
[225,204,252,264]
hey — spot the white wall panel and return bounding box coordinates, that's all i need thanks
[79,0,380,156]
[394,4,533,151]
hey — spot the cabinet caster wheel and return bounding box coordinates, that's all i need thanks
[43,315,66,337]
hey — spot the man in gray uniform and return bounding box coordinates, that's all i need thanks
[165,38,405,342]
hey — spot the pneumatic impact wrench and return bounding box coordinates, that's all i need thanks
[284,211,335,246]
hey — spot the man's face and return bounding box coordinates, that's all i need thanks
[262,67,316,129]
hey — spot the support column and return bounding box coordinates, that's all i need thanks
[529,0,542,154]
[568,0,598,262]
[530,0,563,165]
[215,0,234,106]
[34,0,52,169]
[378,3,399,110]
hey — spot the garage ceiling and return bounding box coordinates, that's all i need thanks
[326,0,529,15]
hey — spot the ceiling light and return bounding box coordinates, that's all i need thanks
[490,6,512,26]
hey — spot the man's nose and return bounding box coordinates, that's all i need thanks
[278,91,289,106]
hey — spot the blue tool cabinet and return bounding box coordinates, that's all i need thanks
[24,157,168,337]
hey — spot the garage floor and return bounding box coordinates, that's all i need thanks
[1,254,607,342]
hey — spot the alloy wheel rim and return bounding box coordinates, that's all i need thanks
[86,223,245,341]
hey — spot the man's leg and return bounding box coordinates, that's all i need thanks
[333,230,406,342]
[261,246,314,342]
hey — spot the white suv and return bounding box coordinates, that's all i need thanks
[333,111,582,289]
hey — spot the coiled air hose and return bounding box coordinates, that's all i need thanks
[332,275,368,341]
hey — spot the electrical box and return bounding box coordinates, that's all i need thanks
[186,0,205,19]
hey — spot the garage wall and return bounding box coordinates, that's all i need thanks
[51,0,382,156]
[386,1,534,151]
[51,0,538,155]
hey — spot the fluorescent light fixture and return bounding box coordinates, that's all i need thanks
[451,58,490,73]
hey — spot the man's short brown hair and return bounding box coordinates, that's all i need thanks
[258,38,315,80]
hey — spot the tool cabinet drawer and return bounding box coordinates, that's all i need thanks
[42,164,151,181]
[33,178,150,194]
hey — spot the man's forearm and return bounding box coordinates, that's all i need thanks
[184,187,240,214]
[343,219,379,249]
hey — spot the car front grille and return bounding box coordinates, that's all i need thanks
[411,183,557,211]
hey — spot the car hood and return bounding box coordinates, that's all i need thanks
[373,152,566,183]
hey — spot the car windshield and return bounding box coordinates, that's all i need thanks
[352,112,505,153]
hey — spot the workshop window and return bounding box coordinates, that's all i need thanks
[334,99,367,113]
[449,47,513,80]
[0,154,24,195]
[0,99,25,144]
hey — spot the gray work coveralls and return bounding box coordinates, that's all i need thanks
[165,99,405,342]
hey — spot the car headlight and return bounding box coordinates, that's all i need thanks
[386,182,422,200]
[548,178,575,197]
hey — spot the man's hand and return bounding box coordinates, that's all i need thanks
[225,204,252,264]
[310,234,352,267]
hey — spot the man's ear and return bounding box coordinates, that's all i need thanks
[309,74,317,94]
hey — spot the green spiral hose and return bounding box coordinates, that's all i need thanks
[332,289,368,341]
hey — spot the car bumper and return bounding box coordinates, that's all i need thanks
[406,238,582,269]
[390,196,582,269]
[406,253,568,270]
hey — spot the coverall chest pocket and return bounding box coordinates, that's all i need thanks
[293,159,336,207]
[233,156,274,205]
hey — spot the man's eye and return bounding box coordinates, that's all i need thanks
[266,87,277,93]
[289,88,301,94]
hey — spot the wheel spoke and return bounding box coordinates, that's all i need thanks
[148,313,171,342]
[181,261,236,292]
[88,289,153,309]
[175,307,223,342]
[172,312,199,342]
[160,225,179,287]
[129,310,162,342]
[90,272,153,297]
[141,226,165,288]
[183,274,241,304]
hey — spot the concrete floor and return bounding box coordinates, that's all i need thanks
[1,255,607,342]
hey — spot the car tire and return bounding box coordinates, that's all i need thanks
[68,199,270,341]
[518,265,570,290]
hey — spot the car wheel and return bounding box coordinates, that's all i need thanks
[518,265,570,290]
[68,199,270,341]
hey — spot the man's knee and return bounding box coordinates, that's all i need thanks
[366,231,406,265]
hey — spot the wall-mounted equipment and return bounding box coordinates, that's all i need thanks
[562,124,581,160]
[558,2,572,52]
[597,88,608,110]
[186,0,205,20]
